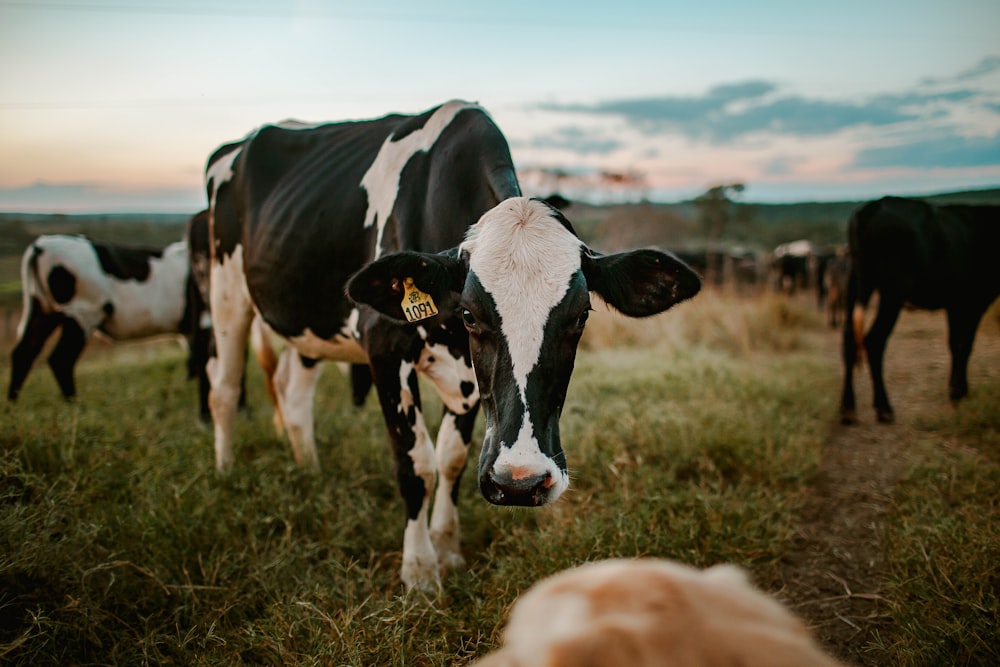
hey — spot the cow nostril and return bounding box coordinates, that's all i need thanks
[485,469,552,507]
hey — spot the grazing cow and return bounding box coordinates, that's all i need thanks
[205,100,701,590]
[8,233,206,407]
[840,196,1000,424]
[470,558,844,667]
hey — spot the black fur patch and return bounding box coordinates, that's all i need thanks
[47,265,77,304]
[93,242,160,281]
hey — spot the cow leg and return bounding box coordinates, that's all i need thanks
[47,318,87,400]
[208,259,254,471]
[350,363,373,407]
[372,357,439,591]
[430,405,478,571]
[840,310,860,424]
[839,275,863,424]
[945,308,985,402]
[865,295,903,423]
[190,321,213,422]
[8,298,61,401]
[273,348,322,468]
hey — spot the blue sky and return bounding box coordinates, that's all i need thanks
[1,0,998,212]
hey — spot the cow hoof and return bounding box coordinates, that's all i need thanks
[436,549,466,573]
[402,565,442,594]
[876,409,895,424]
[840,410,858,426]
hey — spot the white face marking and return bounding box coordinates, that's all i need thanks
[461,197,583,398]
[361,100,480,259]
[462,198,581,500]
[491,416,570,498]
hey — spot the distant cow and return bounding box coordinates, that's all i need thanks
[840,196,1000,424]
[814,248,848,329]
[771,239,813,295]
[670,247,762,292]
[470,559,844,667]
[205,100,701,590]
[8,234,207,408]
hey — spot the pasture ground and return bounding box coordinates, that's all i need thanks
[782,306,1000,665]
[1,291,998,666]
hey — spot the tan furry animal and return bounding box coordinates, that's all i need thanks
[472,558,846,667]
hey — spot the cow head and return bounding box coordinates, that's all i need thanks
[347,197,700,507]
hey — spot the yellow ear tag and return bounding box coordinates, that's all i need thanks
[401,277,438,323]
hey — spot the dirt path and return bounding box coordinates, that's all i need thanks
[779,308,1000,666]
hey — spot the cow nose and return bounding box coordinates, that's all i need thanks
[482,467,554,507]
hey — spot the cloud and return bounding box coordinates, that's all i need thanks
[921,54,1000,85]
[529,53,1000,163]
[852,131,1000,169]
[762,155,807,176]
[516,126,623,155]
[534,84,995,145]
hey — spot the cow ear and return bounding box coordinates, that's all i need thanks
[346,249,466,322]
[582,248,701,317]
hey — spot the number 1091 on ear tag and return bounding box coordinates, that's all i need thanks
[401,277,438,323]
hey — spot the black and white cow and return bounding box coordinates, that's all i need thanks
[205,100,701,590]
[8,233,206,407]
[840,196,1000,424]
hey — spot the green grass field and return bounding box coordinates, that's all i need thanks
[1,291,997,666]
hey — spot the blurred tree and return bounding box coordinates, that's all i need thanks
[693,183,755,286]
[694,183,750,244]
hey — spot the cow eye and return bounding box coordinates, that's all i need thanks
[575,308,591,330]
[461,308,478,330]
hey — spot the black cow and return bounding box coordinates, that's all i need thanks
[204,100,701,590]
[771,240,812,295]
[840,196,1000,424]
[8,233,207,410]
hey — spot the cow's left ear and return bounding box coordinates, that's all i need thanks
[582,248,702,317]
[346,249,466,323]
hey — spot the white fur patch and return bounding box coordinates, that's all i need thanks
[361,100,480,259]
[205,145,242,212]
[100,241,189,339]
[461,198,583,396]
[416,337,479,414]
[208,243,255,471]
[287,327,367,364]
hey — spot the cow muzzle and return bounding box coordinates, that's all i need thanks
[480,465,561,507]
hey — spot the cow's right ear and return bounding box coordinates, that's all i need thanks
[346,249,466,323]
